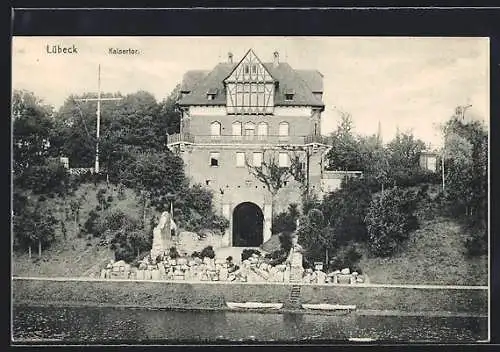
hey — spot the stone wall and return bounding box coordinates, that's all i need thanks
[13,278,488,314]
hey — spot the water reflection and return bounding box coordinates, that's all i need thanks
[12,305,487,343]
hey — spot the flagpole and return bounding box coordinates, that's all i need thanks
[95,64,101,173]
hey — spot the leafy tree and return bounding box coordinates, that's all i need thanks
[322,176,372,245]
[246,150,305,221]
[386,131,426,172]
[13,198,58,258]
[365,187,419,257]
[272,203,299,234]
[325,112,363,171]
[297,208,334,263]
[12,90,55,173]
[158,84,182,135]
[441,110,488,255]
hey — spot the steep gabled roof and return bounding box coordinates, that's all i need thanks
[180,70,210,93]
[223,48,275,83]
[178,63,234,106]
[296,69,324,93]
[178,57,324,109]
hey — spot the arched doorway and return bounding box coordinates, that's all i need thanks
[232,202,264,247]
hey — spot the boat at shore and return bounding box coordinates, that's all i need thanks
[226,302,283,309]
[302,304,356,311]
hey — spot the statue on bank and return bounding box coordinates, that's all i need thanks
[285,230,305,283]
[151,211,174,259]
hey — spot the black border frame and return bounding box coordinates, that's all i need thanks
[8,6,500,351]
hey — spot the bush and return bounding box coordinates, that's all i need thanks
[272,203,299,234]
[191,251,201,258]
[365,187,419,257]
[329,243,363,272]
[200,245,215,259]
[114,244,135,263]
[322,177,372,245]
[241,248,262,261]
[207,214,230,234]
[169,246,180,259]
[278,231,293,252]
[265,249,288,266]
[82,210,101,237]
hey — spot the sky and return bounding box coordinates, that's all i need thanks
[12,36,489,148]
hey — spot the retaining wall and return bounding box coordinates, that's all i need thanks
[12,277,488,314]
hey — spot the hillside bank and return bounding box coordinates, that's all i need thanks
[12,277,487,315]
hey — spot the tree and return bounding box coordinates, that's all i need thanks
[158,84,182,135]
[441,110,488,255]
[322,176,372,245]
[365,187,419,257]
[272,203,300,234]
[246,149,305,218]
[386,131,426,172]
[13,198,58,258]
[325,112,363,171]
[118,148,187,212]
[297,208,334,264]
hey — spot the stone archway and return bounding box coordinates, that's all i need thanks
[232,202,264,247]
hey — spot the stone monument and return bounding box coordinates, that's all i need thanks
[151,211,172,259]
[286,230,305,282]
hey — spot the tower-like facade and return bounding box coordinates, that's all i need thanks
[168,49,329,247]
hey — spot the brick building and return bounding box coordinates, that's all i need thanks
[168,49,336,248]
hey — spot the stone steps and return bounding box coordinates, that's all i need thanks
[287,284,302,306]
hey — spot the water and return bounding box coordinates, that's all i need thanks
[12,305,487,344]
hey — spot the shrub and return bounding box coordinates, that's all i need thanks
[329,243,363,272]
[191,251,201,258]
[207,214,230,234]
[114,244,135,263]
[322,177,372,245]
[82,210,100,236]
[365,187,419,257]
[200,245,215,259]
[278,231,293,252]
[265,249,288,266]
[241,248,261,261]
[272,203,299,234]
[169,246,180,259]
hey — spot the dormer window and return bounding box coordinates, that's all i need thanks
[207,88,218,100]
[284,89,295,101]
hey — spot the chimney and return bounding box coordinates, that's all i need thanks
[273,51,279,67]
[228,52,233,64]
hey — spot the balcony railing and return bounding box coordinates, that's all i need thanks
[167,133,330,146]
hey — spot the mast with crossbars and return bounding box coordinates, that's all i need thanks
[75,64,122,173]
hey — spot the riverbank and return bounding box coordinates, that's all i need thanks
[12,277,488,315]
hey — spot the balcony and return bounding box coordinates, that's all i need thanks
[167,133,330,146]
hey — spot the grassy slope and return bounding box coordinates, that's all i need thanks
[358,185,488,286]
[12,182,150,278]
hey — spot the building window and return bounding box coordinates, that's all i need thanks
[232,122,242,137]
[253,152,263,167]
[252,65,257,73]
[236,152,245,167]
[279,152,290,167]
[210,152,220,167]
[210,121,221,136]
[244,65,250,74]
[279,122,289,137]
[244,122,255,139]
[257,122,268,138]
[284,89,295,101]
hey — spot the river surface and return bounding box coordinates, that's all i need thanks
[12,305,488,344]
